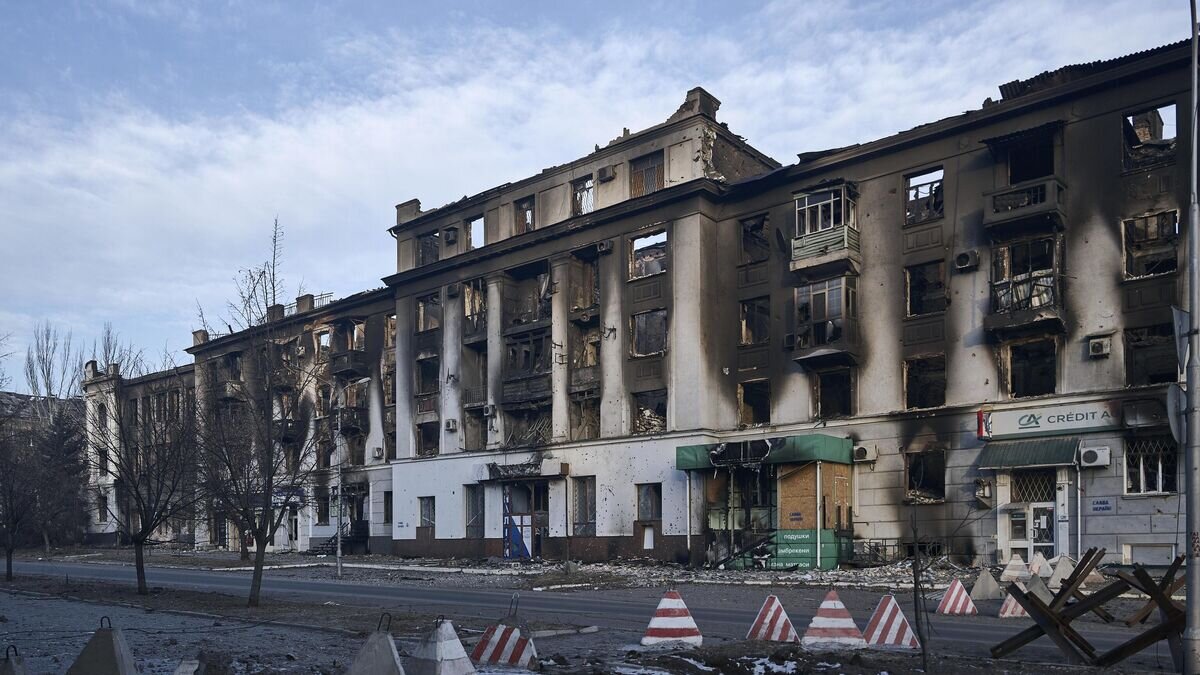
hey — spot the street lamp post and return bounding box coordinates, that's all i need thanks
[1184,3,1200,672]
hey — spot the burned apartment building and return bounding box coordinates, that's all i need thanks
[381,43,1193,569]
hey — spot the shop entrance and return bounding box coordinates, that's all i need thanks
[1007,469,1057,560]
[704,464,777,565]
[503,481,549,559]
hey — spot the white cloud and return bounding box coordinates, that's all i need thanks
[0,0,1188,388]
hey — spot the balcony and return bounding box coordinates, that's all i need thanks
[792,318,860,368]
[332,405,368,434]
[216,379,245,402]
[502,373,552,404]
[274,418,303,443]
[331,348,368,378]
[414,329,441,355]
[462,384,489,408]
[570,365,600,392]
[983,274,1066,336]
[790,226,861,278]
[982,176,1066,234]
[415,392,439,416]
[463,314,487,345]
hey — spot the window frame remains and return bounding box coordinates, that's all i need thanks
[416,231,441,266]
[1123,210,1179,279]
[739,214,770,265]
[629,229,668,280]
[905,167,944,225]
[1008,337,1057,399]
[515,195,536,234]
[1125,435,1178,495]
[571,175,595,216]
[795,185,857,237]
[905,260,947,317]
[630,308,668,357]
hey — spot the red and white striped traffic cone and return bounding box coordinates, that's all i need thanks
[470,624,537,669]
[641,590,703,647]
[862,595,919,649]
[935,579,978,616]
[746,595,799,643]
[800,590,865,650]
[999,583,1030,619]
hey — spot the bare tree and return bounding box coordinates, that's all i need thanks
[0,419,34,581]
[197,219,326,607]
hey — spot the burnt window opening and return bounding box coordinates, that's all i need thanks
[463,409,487,451]
[1126,324,1177,386]
[316,385,331,417]
[795,186,856,236]
[343,378,369,409]
[904,449,946,503]
[416,421,440,457]
[1123,103,1177,170]
[1007,139,1054,184]
[572,175,595,216]
[385,313,397,349]
[637,482,663,521]
[1124,211,1179,278]
[505,271,552,326]
[631,309,668,357]
[349,321,366,351]
[630,150,665,198]
[419,496,436,529]
[416,356,440,395]
[461,343,488,401]
[573,476,597,536]
[632,389,668,434]
[1126,435,1178,494]
[739,297,771,346]
[1011,468,1056,503]
[505,332,551,377]
[97,493,109,522]
[383,491,393,524]
[315,329,331,361]
[506,406,552,447]
[569,395,600,441]
[991,236,1058,313]
[465,215,485,250]
[629,230,668,279]
[382,368,396,406]
[1009,338,1056,398]
[740,215,770,265]
[416,293,442,332]
[905,168,944,225]
[815,368,853,419]
[465,485,484,538]
[515,196,536,233]
[905,355,946,410]
[906,261,947,316]
[314,486,330,525]
[796,276,857,349]
[569,257,600,312]
[738,380,771,427]
[417,231,440,266]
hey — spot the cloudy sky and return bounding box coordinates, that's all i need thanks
[0,0,1190,387]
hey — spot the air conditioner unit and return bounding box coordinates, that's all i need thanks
[596,239,614,254]
[445,418,458,432]
[372,447,384,459]
[1080,446,1111,468]
[446,282,462,297]
[483,404,498,417]
[1087,336,1112,359]
[596,165,616,183]
[443,227,458,245]
[954,249,979,272]
[783,333,797,351]
[852,445,877,463]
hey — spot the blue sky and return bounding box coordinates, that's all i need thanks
[0,0,1191,387]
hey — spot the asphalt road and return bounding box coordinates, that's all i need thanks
[12,559,1178,671]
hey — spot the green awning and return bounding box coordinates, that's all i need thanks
[978,437,1080,469]
[676,434,852,470]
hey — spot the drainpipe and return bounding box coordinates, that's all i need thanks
[685,473,692,565]
[1076,463,1082,560]
[816,460,823,570]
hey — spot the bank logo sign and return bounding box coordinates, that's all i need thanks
[978,401,1122,439]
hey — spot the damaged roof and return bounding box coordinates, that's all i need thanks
[997,40,1189,101]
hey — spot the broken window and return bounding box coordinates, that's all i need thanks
[905,168,944,225]
[343,378,369,408]
[1126,324,1177,386]
[350,321,366,351]
[466,215,485,249]
[904,449,946,503]
[571,325,600,369]
[569,395,600,441]
[572,175,595,216]
[905,355,946,409]
[416,422,440,457]
[97,493,108,522]
[316,385,331,417]
[740,215,770,265]
[314,486,330,525]
[991,236,1058,313]
[506,271,552,326]
[573,476,596,536]
[629,230,667,279]
[463,409,487,451]
[465,484,484,537]
[416,293,442,332]
[506,406,552,446]
[738,380,771,427]
[815,368,853,418]
[382,368,395,406]
[419,496,436,529]
[906,261,946,316]
[632,389,667,434]
[796,276,857,349]
[569,257,600,312]
[505,332,550,377]
[630,150,665,198]
[1123,103,1177,170]
[383,491,393,524]
[315,329,331,361]
[1126,435,1178,495]
[385,314,396,349]
[630,309,668,357]
[463,278,487,334]
[637,483,663,521]
[1009,338,1056,398]
[1008,139,1054,184]
[1124,211,1179,278]
[739,297,770,346]
[417,231,440,266]
[515,196,536,233]
[795,186,856,236]
[416,356,440,395]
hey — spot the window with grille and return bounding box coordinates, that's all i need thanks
[465,485,484,538]
[572,176,594,216]
[1126,436,1178,494]
[573,476,596,536]
[419,496,436,528]
[630,151,664,198]
[1011,469,1056,503]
